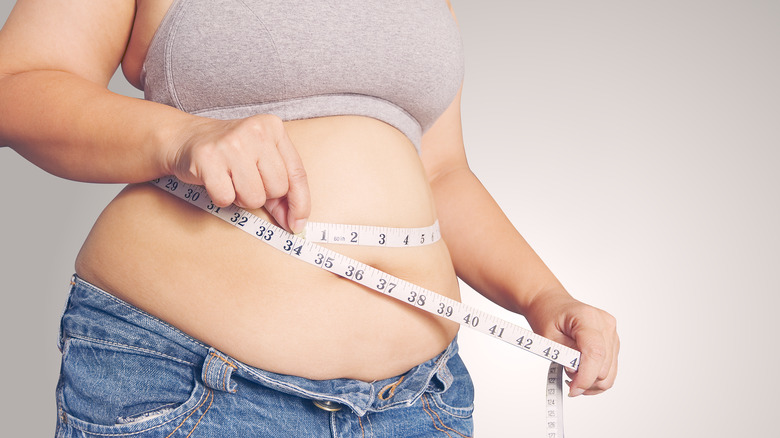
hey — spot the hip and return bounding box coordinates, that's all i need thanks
[56,276,474,437]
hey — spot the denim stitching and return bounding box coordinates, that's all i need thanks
[66,333,196,367]
[203,354,215,388]
[204,351,237,393]
[64,388,210,436]
[426,393,474,420]
[422,395,472,438]
[421,395,454,438]
[365,413,374,438]
[184,389,214,438]
[377,376,405,401]
[209,351,237,369]
[165,389,213,438]
[329,411,338,437]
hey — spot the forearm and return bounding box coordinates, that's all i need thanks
[431,167,570,315]
[0,70,194,183]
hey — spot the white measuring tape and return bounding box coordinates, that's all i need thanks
[304,220,441,247]
[150,176,579,437]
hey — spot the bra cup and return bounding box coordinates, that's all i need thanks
[167,0,286,113]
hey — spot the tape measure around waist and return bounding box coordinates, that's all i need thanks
[150,176,579,437]
[304,220,440,247]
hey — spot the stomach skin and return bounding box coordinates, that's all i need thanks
[75,115,461,381]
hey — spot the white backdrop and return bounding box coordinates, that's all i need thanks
[1,1,778,437]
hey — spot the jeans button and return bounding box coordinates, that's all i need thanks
[313,400,343,412]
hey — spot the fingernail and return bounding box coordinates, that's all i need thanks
[569,387,585,397]
[292,219,308,236]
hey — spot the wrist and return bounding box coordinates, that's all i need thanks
[520,284,575,322]
[150,112,205,177]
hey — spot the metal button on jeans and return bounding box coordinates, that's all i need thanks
[312,400,343,412]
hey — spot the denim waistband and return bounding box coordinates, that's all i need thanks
[59,275,459,416]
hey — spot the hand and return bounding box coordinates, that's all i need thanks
[525,291,619,397]
[166,114,310,233]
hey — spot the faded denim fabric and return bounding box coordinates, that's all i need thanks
[55,276,474,437]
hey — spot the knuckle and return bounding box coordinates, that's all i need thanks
[287,166,308,184]
[584,344,607,361]
[605,313,618,330]
[264,178,289,199]
[596,378,615,391]
[247,114,284,139]
[259,113,284,128]
[236,189,266,209]
[209,190,234,207]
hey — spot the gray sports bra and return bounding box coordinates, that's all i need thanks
[142,0,465,150]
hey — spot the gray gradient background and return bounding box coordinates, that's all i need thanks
[1,1,778,436]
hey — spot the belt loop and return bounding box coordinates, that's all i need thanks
[434,361,454,392]
[202,348,238,393]
[57,276,78,352]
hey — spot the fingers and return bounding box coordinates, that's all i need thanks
[171,115,310,231]
[274,130,310,233]
[567,312,619,397]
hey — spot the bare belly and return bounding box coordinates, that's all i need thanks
[75,116,460,381]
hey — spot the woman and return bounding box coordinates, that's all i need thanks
[0,0,618,436]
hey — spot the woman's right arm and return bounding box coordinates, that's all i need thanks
[0,0,310,232]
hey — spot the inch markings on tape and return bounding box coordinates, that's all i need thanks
[151,176,579,437]
[546,363,565,438]
[305,220,440,247]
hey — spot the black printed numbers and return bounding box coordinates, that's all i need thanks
[283,240,303,256]
[463,313,479,327]
[516,336,533,349]
[345,265,364,280]
[377,279,396,293]
[314,253,334,268]
[437,303,454,317]
[230,213,248,226]
[184,188,200,201]
[488,325,505,338]
[164,178,178,192]
[407,291,426,307]
[206,202,221,214]
[255,226,274,240]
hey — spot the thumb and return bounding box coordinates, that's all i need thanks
[263,197,291,233]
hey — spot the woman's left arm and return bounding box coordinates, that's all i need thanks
[420,86,619,396]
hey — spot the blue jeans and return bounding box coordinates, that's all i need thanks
[55,276,474,437]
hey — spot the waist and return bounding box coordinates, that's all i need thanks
[75,117,460,380]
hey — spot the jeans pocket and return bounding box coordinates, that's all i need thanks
[426,353,475,419]
[57,336,211,436]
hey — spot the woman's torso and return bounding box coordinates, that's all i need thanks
[75,0,463,381]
